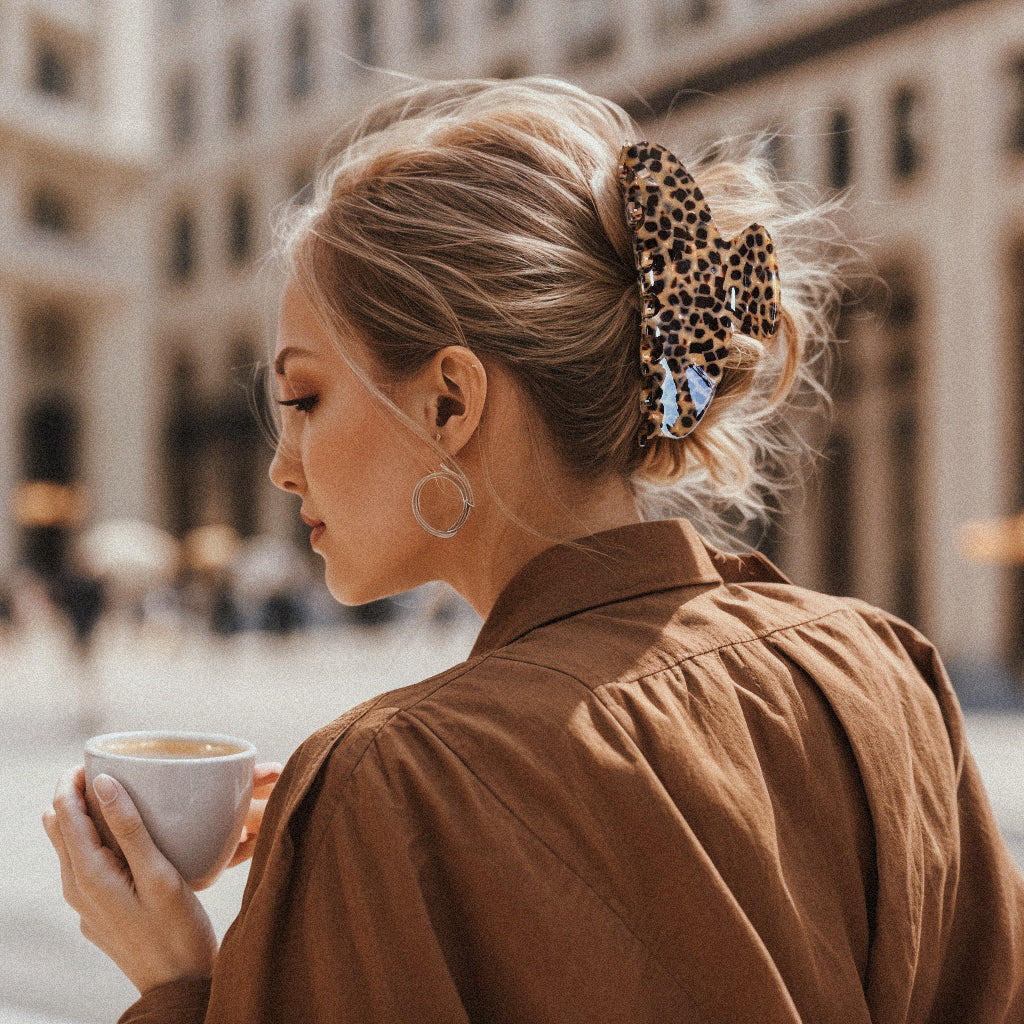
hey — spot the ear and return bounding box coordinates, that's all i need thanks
[408,346,488,456]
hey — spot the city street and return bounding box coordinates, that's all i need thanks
[2,614,1023,1024]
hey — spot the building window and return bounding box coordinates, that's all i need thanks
[33,39,74,98]
[29,188,74,235]
[229,47,252,124]
[170,76,196,146]
[288,11,313,100]
[828,109,852,189]
[660,0,713,25]
[353,0,376,66]
[882,270,920,625]
[890,86,922,180]
[169,211,196,282]
[492,60,526,80]
[816,280,921,620]
[565,0,618,64]
[165,352,205,538]
[821,432,854,596]
[890,405,919,624]
[417,0,444,48]
[228,192,253,265]
[1010,55,1024,153]
[218,338,265,538]
[23,396,80,485]
[1010,243,1024,670]
[24,306,78,375]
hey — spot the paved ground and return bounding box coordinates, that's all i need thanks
[2,614,1023,1023]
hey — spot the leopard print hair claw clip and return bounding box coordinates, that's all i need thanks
[618,142,781,445]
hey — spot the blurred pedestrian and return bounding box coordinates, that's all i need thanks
[45,77,1024,1022]
[257,588,304,636]
[0,583,12,645]
[50,568,106,658]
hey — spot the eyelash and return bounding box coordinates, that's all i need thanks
[277,394,318,413]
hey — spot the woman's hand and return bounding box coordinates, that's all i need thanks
[227,762,283,868]
[43,767,217,995]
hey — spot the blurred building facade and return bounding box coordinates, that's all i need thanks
[0,0,155,576]
[3,0,1024,682]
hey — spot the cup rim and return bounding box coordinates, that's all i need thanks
[85,730,256,763]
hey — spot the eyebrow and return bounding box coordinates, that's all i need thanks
[273,345,314,376]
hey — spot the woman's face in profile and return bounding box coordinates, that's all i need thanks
[269,284,431,605]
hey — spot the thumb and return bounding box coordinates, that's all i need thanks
[93,774,170,877]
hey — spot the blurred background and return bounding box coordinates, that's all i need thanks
[2,0,1024,1020]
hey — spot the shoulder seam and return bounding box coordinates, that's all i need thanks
[487,605,860,685]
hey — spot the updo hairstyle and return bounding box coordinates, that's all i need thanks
[279,77,845,550]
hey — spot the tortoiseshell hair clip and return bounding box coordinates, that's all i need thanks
[618,142,781,445]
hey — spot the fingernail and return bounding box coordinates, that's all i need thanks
[93,775,118,805]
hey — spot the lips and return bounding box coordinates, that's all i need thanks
[300,510,325,546]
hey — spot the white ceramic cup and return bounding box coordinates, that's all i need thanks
[84,730,256,891]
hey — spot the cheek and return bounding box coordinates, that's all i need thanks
[307,417,418,532]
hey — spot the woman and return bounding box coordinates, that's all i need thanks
[44,77,1024,1023]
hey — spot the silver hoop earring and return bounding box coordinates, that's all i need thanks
[412,465,474,539]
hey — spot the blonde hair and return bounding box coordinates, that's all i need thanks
[278,76,846,551]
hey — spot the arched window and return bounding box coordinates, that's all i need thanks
[565,0,617,63]
[229,46,252,124]
[33,39,73,97]
[820,432,854,597]
[417,0,443,48]
[228,191,253,265]
[660,0,712,25]
[23,306,78,375]
[1009,55,1024,153]
[492,60,526,80]
[891,86,923,180]
[882,270,920,625]
[164,352,206,537]
[288,10,313,100]
[1010,243,1024,670]
[23,395,79,484]
[828,109,852,190]
[815,279,921,621]
[353,0,376,66]
[170,75,196,145]
[218,338,265,537]
[29,188,74,234]
[19,394,81,575]
[169,210,196,282]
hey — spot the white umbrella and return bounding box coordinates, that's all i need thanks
[230,534,305,599]
[77,518,179,585]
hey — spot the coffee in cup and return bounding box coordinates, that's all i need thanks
[84,730,256,890]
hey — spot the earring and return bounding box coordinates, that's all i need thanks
[412,464,474,539]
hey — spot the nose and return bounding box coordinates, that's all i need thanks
[269,437,304,494]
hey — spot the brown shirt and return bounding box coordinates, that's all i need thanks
[119,519,1024,1024]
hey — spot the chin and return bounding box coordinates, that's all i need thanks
[323,563,403,608]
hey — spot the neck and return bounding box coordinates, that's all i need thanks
[442,473,642,620]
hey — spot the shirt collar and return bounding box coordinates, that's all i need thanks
[470,518,790,658]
